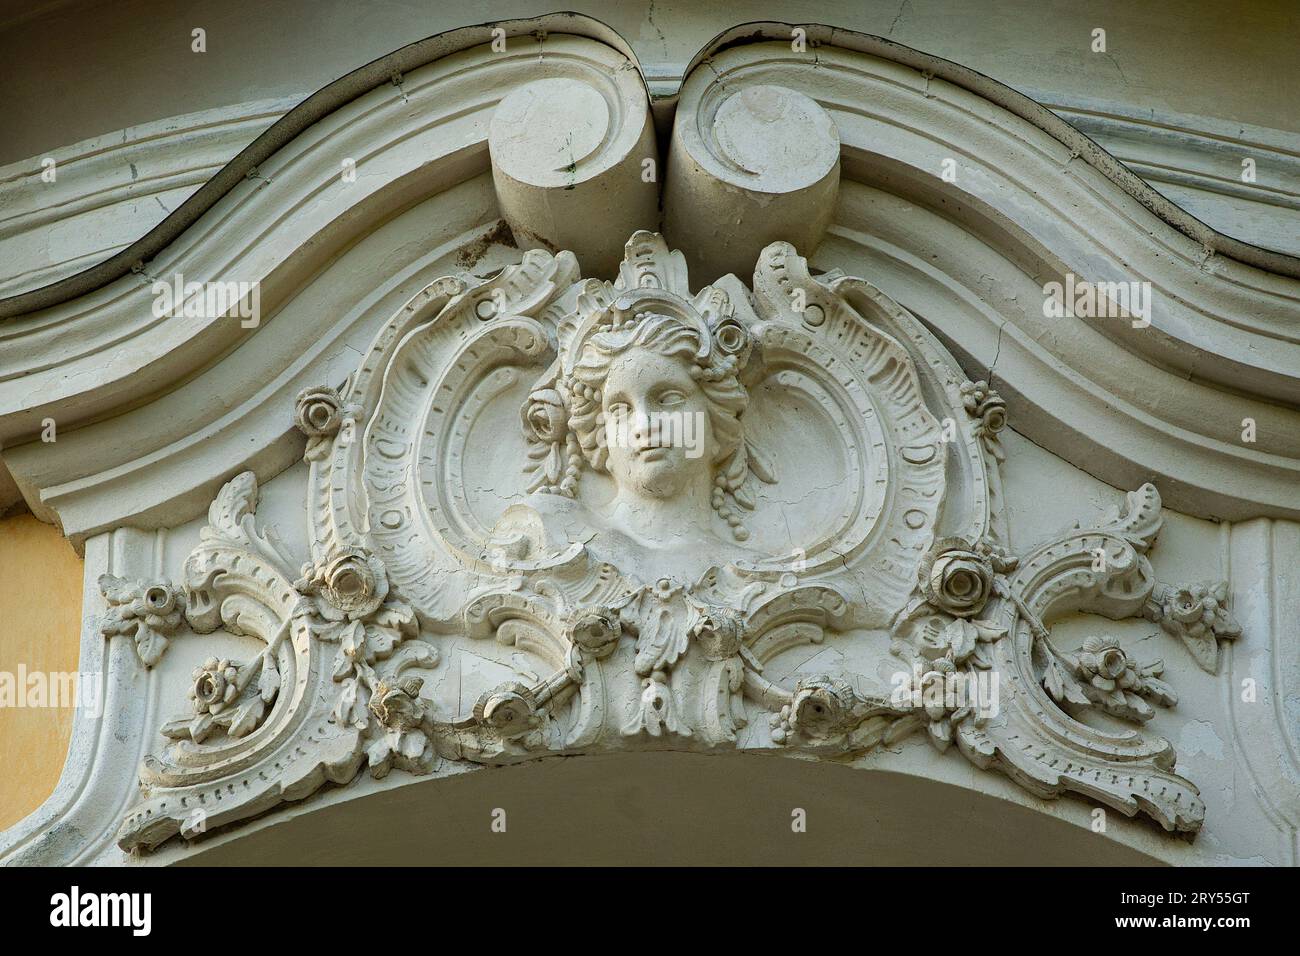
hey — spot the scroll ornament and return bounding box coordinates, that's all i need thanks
[114,233,1243,850]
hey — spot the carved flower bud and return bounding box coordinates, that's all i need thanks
[474,683,537,738]
[925,548,994,618]
[710,316,753,371]
[295,386,344,438]
[960,380,989,413]
[190,657,239,715]
[693,607,745,661]
[567,608,621,659]
[142,583,178,617]
[980,397,1007,434]
[960,380,1007,434]
[1167,586,1207,625]
[1077,636,1139,691]
[524,388,567,443]
[789,675,856,738]
[370,676,425,730]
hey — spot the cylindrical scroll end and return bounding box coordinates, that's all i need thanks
[664,83,840,282]
[490,76,659,279]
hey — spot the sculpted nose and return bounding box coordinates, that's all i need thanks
[629,410,652,446]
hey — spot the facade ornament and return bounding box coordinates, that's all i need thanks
[98,575,187,667]
[1043,636,1177,723]
[1143,581,1242,673]
[959,379,1008,460]
[114,231,1244,851]
[162,652,280,744]
[293,385,362,462]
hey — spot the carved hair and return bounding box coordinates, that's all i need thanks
[560,311,756,541]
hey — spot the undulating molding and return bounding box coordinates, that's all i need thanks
[1,16,1296,866]
[2,18,1297,540]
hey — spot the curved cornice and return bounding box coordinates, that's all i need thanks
[2,17,1298,538]
[679,30,1300,521]
[0,22,645,444]
[685,22,1300,279]
[0,14,640,319]
[4,18,1296,321]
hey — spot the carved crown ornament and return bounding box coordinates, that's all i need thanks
[112,231,1242,851]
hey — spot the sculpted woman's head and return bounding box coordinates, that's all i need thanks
[524,307,758,541]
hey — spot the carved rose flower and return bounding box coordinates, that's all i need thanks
[1161,583,1238,640]
[1058,635,1176,722]
[919,538,1016,619]
[1075,636,1138,692]
[692,607,745,661]
[926,550,993,618]
[99,575,187,667]
[298,548,389,619]
[917,658,974,752]
[294,385,344,438]
[105,579,185,630]
[784,674,856,740]
[960,380,1007,432]
[567,608,621,659]
[710,316,753,369]
[190,657,239,716]
[369,676,426,730]
[366,676,433,778]
[474,682,538,738]
[142,584,179,618]
[524,387,567,444]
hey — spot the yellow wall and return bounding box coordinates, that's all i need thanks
[0,514,83,831]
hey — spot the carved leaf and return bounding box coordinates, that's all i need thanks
[228,697,266,738]
[98,573,137,606]
[206,470,259,539]
[331,645,355,682]
[134,623,169,668]
[160,716,194,740]
[189,713,215,744]
[1043,655,1090,707]
[333,676,368,729]
[367,737,395,777]
[744,438,777,485]
[1141,673,1178,708]
[544,443,563,483]
[258,653,281,704]
[1179,631,1219,673]
[340,620,366,665]
[632,603,693,677]
[99,609,134,637]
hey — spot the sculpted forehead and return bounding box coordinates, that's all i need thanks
[602,347,697,401]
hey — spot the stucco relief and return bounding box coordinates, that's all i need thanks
[113,231,1241,851]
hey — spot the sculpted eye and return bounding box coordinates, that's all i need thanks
[607,401,630,419]
[658,390,686,407]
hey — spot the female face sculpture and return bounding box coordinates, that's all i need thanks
[527,309,758,542]
[599,342,715,500]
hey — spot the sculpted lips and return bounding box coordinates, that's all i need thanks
[635,445,671,461]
